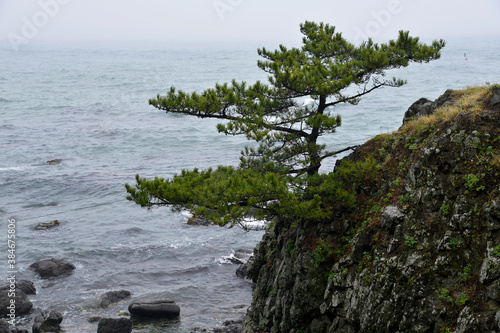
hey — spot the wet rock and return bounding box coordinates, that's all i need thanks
[46,159,62,165]
[128,299,180,318]
[35,220,60,231]
[0,280,36,296]
[214,318,243,333]
[32,310,63,333]
[236,263,248,279]
[88,316,102,323]
[0,287,33,317]
[0,320,29,333]
[97,318,132,333]
[16,280,36,295]
[29,258,76,279]
[100,290,131,308]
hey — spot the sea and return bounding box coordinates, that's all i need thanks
[0,36,499,332]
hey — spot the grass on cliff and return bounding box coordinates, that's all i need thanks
[402,85,497,134]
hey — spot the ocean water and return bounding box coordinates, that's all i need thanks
[0,36,499,332]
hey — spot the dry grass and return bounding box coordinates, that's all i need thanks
[400,85,491,135]
[491,154,500,169]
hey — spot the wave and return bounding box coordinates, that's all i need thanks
[216,249,253,265]
[0,165,33,172]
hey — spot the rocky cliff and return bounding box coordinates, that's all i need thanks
[242,85,500,333]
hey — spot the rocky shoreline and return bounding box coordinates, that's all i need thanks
[0,249,252,333]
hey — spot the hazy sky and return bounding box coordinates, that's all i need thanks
[1,0,499,47]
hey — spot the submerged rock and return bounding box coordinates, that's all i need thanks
[46,159,62,165]
[97,318,132,333]
[100,290,131,308]
[35,220,60,231]
[29,258,76,279]
[128,299,180,318]
[187,215,211,226]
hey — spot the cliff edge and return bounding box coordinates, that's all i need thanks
[242,85,500,333]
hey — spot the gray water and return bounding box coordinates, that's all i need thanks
[0,37,499,332]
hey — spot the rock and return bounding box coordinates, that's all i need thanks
[97,318,132,333]
[0,286,33,317]
[32,310,63,333]
[214,318,243,333]
[489,86,500,110]
[35,220,60,230]
[128,299,180,318]
[381,205,404,234]
[187,215,211,226]
[401,89,455,125]
[480,254,500,284]
[16,280,36,295]
[236,263,248,279]
[100,290,131,308]
[88,316,102,323]
[0,321,8,333]
[46,159,62,165]
[0,320,29,333]
[29,258,76,279]
[0,280,36,296]
[485,199,500,231]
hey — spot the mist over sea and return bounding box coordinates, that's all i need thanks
[0,36,499,332]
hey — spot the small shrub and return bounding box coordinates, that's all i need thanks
[440,204,451,215]
[492,245,500,258]
[458,264,473,282]
[405,236,417,248]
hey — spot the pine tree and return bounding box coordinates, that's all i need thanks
[126,21,445,227]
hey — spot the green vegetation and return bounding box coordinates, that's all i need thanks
[492,245,500,258]
[405,236,417,248]
[125,21,445,227]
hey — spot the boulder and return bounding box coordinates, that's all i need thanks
[128,299,180,318]
[15,280,36,295]
[0,280,36,296]
[0,288,33,317]
[32,310,63,333]
[29,258,75,279]
[97,318,132,333]
[100,290,131,308]
[401,89,455,125]
[214,318,243,333]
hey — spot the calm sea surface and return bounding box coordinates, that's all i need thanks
[0,36,499,332]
